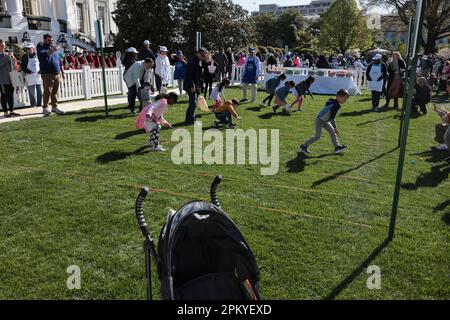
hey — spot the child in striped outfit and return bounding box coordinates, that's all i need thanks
[135,92,178,152]
[210,78,230,109]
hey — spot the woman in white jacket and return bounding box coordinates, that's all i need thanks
[366,54,388,112]
[155,46,171,93]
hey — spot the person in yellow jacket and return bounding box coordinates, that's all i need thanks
[214,99,241,128]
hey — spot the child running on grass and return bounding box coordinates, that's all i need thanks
[210,78,230,110]
[299,89,350,155]
[214,99,241,129]
[261,73,287,107]
[290,76,315,112]
[135,92,178,152]
[272,81,296,114]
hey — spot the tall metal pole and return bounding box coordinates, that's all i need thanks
[389,0,426,240]
[96,19,109,118]
[398,17,415,147]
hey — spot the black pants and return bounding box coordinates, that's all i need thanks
[127,85,137,113]
[1,84,14,113]
[382,79,387,97]
[385,97,399,108]
[155,74,162,92]
[263,93,274,105]
[412,99,428,114]
[371,91,381,109]
[215,111,232,125]
[185,92,197,124]
[203,80,213,98]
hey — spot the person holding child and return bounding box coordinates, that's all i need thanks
[261,73,287,107]
[272,81,295,114]
[290,76,315,112]
[299,89,350,155]
[135,92,178,152]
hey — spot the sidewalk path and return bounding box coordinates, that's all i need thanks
[0,89,180,125]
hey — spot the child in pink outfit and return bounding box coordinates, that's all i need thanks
[135,92,178,152]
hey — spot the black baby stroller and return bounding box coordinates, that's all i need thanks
[134,175,261,300]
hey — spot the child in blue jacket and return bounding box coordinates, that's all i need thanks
[299,89,350,155]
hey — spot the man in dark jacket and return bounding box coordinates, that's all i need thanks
[213,48,228,82]
[183,47,208,125]
[138,40,156,62]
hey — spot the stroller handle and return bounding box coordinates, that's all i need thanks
[135,186,151,239]
[210,175,223,208]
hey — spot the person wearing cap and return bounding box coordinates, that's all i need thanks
[419,54,433,78]
[76,51,88,69]
[124,58,155,114]
[123,47,138,74]
[138,40,156,62]
[183,47,209,124]
[240,48,260,103]
[299,89,350,155]
[107,52,117,68]
[21,43,43,109]
[85,50,95,67]
[155,46,171,92]
[173,51,187,95]
[366,54,388,112]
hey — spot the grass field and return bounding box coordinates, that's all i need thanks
[0,88,448,300]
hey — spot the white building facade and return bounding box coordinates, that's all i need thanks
[0,0,118,50]
[251,0,334,18]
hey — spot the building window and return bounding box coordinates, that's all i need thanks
[76,2,84,33]
[97,5,107,34]
[22,0,33,15]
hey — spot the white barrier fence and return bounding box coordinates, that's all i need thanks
[14,63,366,107]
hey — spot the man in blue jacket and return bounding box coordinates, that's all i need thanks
[299,89,350,155]
[37,34,65,116]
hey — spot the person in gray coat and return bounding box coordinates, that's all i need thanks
[0,39,18,117]
[124,58,154,114]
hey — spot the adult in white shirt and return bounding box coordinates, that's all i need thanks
[22,43,43,108]
[124,58,154,114]
[155,46,171,92]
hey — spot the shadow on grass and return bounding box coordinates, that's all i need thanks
[259,112,291,119]
[114,129,145,140]
[357,115,394,127]
[325,238,391,300]
[66,105,127,116]
[340,107,392,117]
[442,212,450,226]
[96,146,151,164]
[75,113,133,122]
[411,148,448,163]
[247,106,264,112]
[433,199,450,213]
[402,163,450,190]
[286,153,307,173]
[312,147,398,188]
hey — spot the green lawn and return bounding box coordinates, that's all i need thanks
[0,88,448,300]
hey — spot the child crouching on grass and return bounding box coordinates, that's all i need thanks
[214,99,241,129]
[272,81,296,114]
[290,76,315,112]
[135,92,178,152]
[433,104,450,152]
[299,89,350,155]
[210,78,230,110]
[261,73,287,107]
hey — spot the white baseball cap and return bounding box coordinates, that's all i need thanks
[127,47,138,54]
[160,46,168,52]
[143,40,151,45]
[373,54,382,60]
[24,43,35,49]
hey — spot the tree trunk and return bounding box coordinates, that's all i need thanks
[422,34,437,55]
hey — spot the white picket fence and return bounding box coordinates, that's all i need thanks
[14,62,366,107]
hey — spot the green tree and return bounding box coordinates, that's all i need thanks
[251,13,278,46]
[319,0,371,53]
[171,0,255,56]
[367,0,450,54]
[112,0,174,50]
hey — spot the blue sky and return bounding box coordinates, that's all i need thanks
[233,0,311,13]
